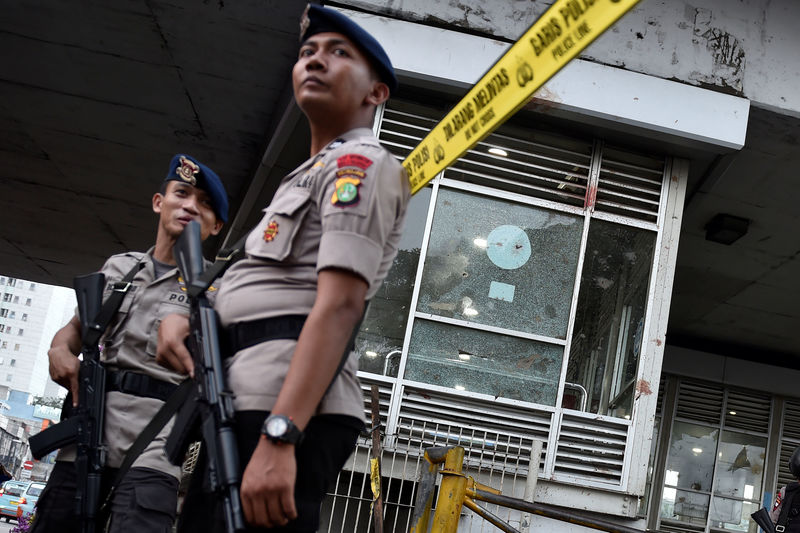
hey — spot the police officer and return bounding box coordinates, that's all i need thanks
[33,154,228,533]
[771,446,800,531]
[157,4,409,531]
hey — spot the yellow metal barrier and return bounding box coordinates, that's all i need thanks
[410,446,645,533]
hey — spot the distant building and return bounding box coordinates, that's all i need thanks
[0,275,75,400]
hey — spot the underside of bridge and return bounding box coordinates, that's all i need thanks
[1,1,798,363]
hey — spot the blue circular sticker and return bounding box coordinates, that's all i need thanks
[486,225,531,270]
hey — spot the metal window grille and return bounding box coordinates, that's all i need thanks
[778,400,800,488]
[343,98,673,529]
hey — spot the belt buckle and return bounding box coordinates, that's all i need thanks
[777,526,786,532]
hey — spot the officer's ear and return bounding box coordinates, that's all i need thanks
[210,219,223,236]
[364,79,390,107]
[152,192,164,215]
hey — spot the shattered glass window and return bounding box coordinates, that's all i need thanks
[564,219,656,418]
[416,188,582,338]
[405,319,564,405]
[356,188,431,377]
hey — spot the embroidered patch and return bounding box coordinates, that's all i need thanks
[331,177,361,207]
[337,154,373,170]
[336,168,366,179]
[263,220,279,242]
[176,156,199,185]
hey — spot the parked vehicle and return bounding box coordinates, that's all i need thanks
[0,480,31,522]
[18,481,45,516]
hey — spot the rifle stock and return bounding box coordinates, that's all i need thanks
[751,507,775,533]
[168,220,245,533]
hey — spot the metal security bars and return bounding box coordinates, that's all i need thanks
[778,400,800,488]
[331,95,681,530]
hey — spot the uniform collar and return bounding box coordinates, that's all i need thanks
[143,246,178,282]
[285,127,377,181]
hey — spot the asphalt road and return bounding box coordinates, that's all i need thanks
[0,517,18,532]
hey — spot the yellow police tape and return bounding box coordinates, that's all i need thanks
[402,0,640,195]
[370,457,381,499]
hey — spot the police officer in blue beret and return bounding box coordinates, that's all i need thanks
[158,3,409,531]
[33,155,228,533]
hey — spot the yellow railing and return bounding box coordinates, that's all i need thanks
[409,446,645,533]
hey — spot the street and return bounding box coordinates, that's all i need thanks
[0,518,17,532]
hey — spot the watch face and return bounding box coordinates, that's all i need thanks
[266,416,289,437]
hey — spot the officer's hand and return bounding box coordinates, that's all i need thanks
[241,438,298,528]
[156,314,194,377]
[48,344,80,406]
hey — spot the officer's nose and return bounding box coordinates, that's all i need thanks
[305,52,325,71]
[183,194,200,215]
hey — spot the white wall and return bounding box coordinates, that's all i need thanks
[663,344,800,398]
[349,0,800,117]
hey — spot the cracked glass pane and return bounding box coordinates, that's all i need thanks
[356,188,431,377]
[417,187,583,339]
[660,422,718,527]
[405,319,564,405]
[564,219,656,418]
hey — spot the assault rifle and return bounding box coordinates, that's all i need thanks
[165,220,245,533]
[29,273,107,533]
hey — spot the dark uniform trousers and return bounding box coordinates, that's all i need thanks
[178,411,362,533]
[30,462,178,533]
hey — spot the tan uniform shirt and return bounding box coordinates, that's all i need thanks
[59,251,213,478]
[216,127,409,418]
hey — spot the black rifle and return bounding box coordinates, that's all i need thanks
[751,507,775,533]
[29,273,107,533]
[166,220,245,533]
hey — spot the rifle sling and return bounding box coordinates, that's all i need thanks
[86,259,145,346]
[197,234,248,291]
[58,259,146,418]
[100,379,194,515]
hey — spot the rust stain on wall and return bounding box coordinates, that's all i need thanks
[635,379,652,395]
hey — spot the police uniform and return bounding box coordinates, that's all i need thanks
[180,123,409,531]
[32,155,228,533]
[177,10,408,528]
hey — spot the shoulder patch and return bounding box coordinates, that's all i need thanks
[337,154,373,170]
[331,177,362,207]
[336,168,367,181]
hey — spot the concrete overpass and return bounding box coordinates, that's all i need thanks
[1,1,798,364]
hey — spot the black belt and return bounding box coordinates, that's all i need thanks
[224,314,307,356]
[106,370,178,402]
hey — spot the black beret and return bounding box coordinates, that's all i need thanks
[164,154,229,223]
[300,4,398,94]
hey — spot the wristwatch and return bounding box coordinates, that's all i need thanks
[262,414,304,445]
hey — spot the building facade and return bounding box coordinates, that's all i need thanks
[256,2,799,532]
[0,275,75,399]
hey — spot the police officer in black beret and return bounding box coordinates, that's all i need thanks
[33,155,228,533]
[158,4,409,531]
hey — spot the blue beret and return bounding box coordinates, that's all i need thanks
[164,154,229,223]
[300,4,398,94]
